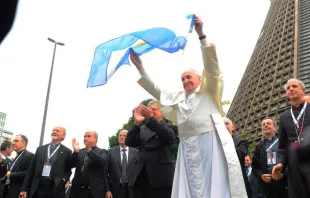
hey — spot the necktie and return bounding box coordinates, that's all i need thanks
[246,168,249,176]
[81,152,89,172]
[121,148,128,183]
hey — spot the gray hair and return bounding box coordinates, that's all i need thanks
[284,79,306,90]
[223,117,234,125]
[147,100,160,107]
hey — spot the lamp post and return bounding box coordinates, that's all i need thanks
[39,38,65,146]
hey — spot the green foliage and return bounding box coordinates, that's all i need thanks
[238,133,256,157]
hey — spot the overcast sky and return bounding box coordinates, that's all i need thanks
[0,0,270,153]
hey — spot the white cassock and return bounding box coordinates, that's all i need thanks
[137,38,247,198]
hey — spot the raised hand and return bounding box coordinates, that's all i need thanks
[72,138,80,153]
[194,15,204,37]
[139,105,154,119]
[130,49,144,71]
[272,163,284,180]
[134,106,145,126]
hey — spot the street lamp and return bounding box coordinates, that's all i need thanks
[39,38,65,146]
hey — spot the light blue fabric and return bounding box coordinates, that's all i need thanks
[87,14,195,87]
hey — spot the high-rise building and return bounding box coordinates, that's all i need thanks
[0,112,6,132]
[0,112,13,143]
[226,0,310,142]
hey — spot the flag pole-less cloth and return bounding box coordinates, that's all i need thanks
[87,14,195,87]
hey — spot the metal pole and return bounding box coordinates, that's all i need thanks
[39,38,64,146]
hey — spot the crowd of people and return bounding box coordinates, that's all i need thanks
[0,15,309,198]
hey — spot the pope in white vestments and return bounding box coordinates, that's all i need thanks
[130,16,247,198]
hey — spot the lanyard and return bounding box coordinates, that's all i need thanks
[291,102,307,129]
[266,138,278,152]
[10,151,25,171]
[47,144,60,161]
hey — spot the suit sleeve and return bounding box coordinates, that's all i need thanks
[200,39,224,115]
[21,148,39,192]
[146,117,178,142]
[9,153,34,182]
[88,149,110,192]
[126,125,141,148]
[63,149,72,183]
[106,150,112,192]
[252,144,264,179]
[278,116,289,169]
[68,151,79,169]
[0,161,7,178]
[235,138,248,161]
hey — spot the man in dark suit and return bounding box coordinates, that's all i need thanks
[0,155,7,178]
[224,118,252,198]
[105,130,138,198]
[252,118,287,198]
[245,155,264,198]
[70,130,109,198]
[126,101,178,198]
[0,140,13,197]
[273,79,310,198]
[20,126,72,198]
[2,135,34,198]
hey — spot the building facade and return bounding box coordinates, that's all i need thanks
[227,0,310,142]
[0,112,13,143]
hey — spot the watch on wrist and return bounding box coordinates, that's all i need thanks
[199,35,206,40]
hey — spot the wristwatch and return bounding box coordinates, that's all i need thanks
[199,35,206,40]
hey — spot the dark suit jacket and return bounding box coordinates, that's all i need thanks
[0,157,11,197]
[252,137,287,196]
[126,117,178,188]
[4,150,34,198]
[0,162,6,177]
[247,168,264,198]
[278,103,310,168]
[232,134,252,198]
[21,144,72,198]
[69,146,109,198]
[106,146,138,198]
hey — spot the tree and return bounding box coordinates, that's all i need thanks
[239,133,256,157]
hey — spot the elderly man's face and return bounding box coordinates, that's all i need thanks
[148,103,163,120]
[118,130,128,146]
[285,79,306,101]
[224,119,234,134]
[181,71,200,94]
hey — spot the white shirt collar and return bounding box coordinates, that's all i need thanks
[120,146,128,151]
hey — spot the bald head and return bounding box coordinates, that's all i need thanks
[51,126,66,143]
[84,130,98,148]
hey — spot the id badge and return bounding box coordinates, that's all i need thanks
[267,151,276,165]
[42,162,52,177]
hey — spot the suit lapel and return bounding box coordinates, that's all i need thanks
[10,150,26,171]
[127,147,134,166]
[52,145,65,165]
[40,145,49,167]
[116,147,122,168]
